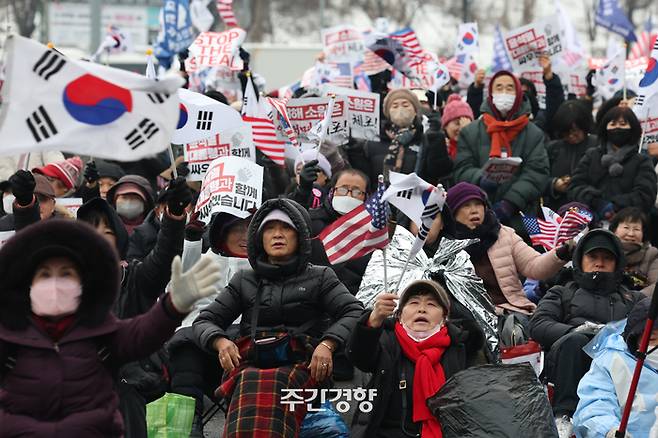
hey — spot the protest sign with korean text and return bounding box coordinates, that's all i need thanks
[183,123,254,181]
[321,85,380,141]
[188,29,246,70]
[503,15,564,72]
[286,96,349,145]
[195,156,263,222]
[321,25,365,64]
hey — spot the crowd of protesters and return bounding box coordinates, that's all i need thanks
[0,46,657,438]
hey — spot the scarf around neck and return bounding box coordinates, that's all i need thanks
[482,113,529,158]
[455,210,501,260]
[600,143,635,177]
[394,321,451,438]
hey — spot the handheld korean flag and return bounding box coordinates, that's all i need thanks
[634,39,658,116]
[455,23,479,58]
[0,36,183,161]
[595,46,626,100]
[173,88,239,144]
[92,25,130,62]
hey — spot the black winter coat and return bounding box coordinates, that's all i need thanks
[127,210,160,261]
[308,198,371,295]
[416,130,454,187]
[568,143,657,215]
[347,311,481,438]
[543,134,598,210]
[193,197,364,352]
[530,229,644,349]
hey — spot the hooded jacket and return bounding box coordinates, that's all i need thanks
[193,198,364,352]
[568,141,657,216]
[126,210,161,261]
[454,72,549,213]
[529,229,644,349]
[0,220,183,437]
[77,198,184,319]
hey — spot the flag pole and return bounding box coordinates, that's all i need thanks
[379,174,389,292]
[168,145,178,179]
[623,43,628,101]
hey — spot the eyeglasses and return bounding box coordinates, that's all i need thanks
[334,186,365,197]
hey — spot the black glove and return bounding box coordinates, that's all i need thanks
[185,212,205,241]
[9,170,36,206]
[556,239,576,262]
[175,161,190,179]
[239,47,251,64]
[166,177,193,216]
[84,160,100,184]
[299,160,320,191]
[396,129,415,146]
[586,69,596,97]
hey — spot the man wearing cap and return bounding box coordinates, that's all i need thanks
[530,229,644,438]
[0,170,59,232]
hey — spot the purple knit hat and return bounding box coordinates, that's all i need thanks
[441,94,474,127]
[446,182,487,213]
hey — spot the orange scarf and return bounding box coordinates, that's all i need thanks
[394,322,451,438]
[482,113,529,158]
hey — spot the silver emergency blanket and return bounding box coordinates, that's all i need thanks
[356,227,500,360]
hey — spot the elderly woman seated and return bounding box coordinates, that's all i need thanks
[347,279,482,437]
[192,198,363,438]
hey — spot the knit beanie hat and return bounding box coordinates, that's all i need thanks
[294,149,332,178]
[383,88,421,119]
[441,94,474,127]
[446,182,487,213]
[33,156,83,190]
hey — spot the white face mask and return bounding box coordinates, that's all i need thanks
[3,194,14,214]
[389,107,416,128]
[646,347,658,370]
[492,93,516,116]
[331,195,363,215]
[115,198,145,220]
[402,321,444,342]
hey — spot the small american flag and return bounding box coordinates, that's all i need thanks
[390,27,424,59]
[316,61,353,88]
[319,180,389,264]
[522,215,558,250]
[242,75,285,166]
[217,0,238,28]
[361,49,390,75]
[267,96,298,146]
[630,16,656,60]
[554,208,592,247]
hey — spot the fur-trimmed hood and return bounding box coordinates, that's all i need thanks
[247,198,312,279]
[0,219,120,330]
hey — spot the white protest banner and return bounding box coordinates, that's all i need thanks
[0,230,15,248]
[183,123,255,181]
[321,85,380,141]
[188,29,246,70]
[635,93,658,151]
[503,15,564,72]
[519,70,547,109]
[195,156,263,222]
[321,25,365,64]
[173,88,240,144]
[56,198,83,217]
[286,96,349,145]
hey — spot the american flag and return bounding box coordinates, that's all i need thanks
[217,0,238,28]
[444,56,462,80]
[361,49,390,75]
[266,96,298,146]
[491,24,512,73]
[242,74,285,166]
[630,16,656,60]
[316,61,353,88]
[319,180,389,264]
[522,208,592,250]
[390,27,424,60]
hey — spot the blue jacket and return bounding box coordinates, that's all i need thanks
[573,324,658,438]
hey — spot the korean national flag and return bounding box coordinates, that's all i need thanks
[172,88,244,144]
[0,35,183,161]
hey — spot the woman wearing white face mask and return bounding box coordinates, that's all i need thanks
[347,280,483,438]
[573,297,658,438]
[454,70,550,236]
[106,175,155,235]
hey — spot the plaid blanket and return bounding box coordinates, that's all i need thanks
[216,334,318,438]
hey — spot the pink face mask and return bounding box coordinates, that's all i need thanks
[30,277,82,317]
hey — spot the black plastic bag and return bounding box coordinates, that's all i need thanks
[427,364,558,438]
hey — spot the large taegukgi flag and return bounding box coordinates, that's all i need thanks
[0,36,183,161]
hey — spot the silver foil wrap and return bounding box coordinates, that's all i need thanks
[356,227,500,361]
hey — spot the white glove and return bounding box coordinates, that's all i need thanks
[573,321,605,335]
[169,254,222,313]
[606,428,632,438]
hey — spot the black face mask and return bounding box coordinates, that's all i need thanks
[606,128,632,147]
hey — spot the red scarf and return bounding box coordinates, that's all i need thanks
[32,314,76,341]
[447,138,457,160]
[394,322,451,438]
[482,113,529,158]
